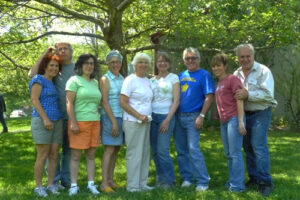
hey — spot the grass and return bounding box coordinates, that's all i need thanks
[1,117,300,199]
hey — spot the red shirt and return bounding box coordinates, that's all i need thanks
[215,74,243,124]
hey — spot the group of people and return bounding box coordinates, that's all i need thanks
[28,42,277,197]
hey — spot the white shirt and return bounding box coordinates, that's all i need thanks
[151,73,179,114]
[234,61,277,111]
[121,74,153,121]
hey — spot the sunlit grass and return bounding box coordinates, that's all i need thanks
[0,118,300,199]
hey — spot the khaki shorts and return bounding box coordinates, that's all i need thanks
[68,121,101,149]
[31,117,63,144]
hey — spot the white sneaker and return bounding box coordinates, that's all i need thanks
[68,186,79,196]
[87,184,100,195]
[181,181,192,187]
[127,188,141,192]
[34,186,48,197]
[47,184,60,194]
[54,182,65,190]
[196,185,209,192]
[141,185,154,191]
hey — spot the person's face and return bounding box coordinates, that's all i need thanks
[135,58,149,76]
[56,43,72,63]
[156,56,170,73]
[82,58,94,77]
[107,57,122,75]
[237,47,254,71]
[44,60,59,78]
[184,52,200,72]
[211,62,227,79]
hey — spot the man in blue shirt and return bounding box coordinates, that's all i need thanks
[174,47,215,191]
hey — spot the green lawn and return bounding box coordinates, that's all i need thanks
[0,118,299,200]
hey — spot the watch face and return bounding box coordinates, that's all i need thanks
[200,114,205,118]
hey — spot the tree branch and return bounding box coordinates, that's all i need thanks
[116,0,135,11]
[0,31,104,44]
[76,0,109,12]
[0,50,30,70]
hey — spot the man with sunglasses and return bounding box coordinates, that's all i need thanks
[174,47,215,192]
[28,42,75,190]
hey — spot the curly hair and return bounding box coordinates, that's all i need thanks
[37,53,62,75]
[75,53,99,79]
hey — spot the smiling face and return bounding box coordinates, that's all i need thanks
[135,58,149,77]
[156,55,170,73]
[184,51,200,72]
[82,57,94,77]
[107,57,122,75]
[237,47,254,71]
[44,60,60,79]
[212,62,227,79]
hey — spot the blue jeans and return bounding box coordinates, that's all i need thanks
[150,113,175,185]
[221,116,245,191]
[174,112,210,186]
[54,119,71,185]
[244,107,272,184]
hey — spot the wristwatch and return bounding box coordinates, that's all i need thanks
[200,113,205,118]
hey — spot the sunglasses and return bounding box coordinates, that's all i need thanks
[184,56,198,61]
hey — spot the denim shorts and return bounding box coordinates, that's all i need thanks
[101,114,124,146]
[31,117,63,144]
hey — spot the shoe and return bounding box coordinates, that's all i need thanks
[181,180,192,187]
[101,186,114,193]
[68,185,79,196]
[111,183,121,189]
[127,188,141,192]
[141,185,154,191]
[47,184,60,194]
[245,179,258,188]
[258,183,273,197]
[87,184,100,195]
[195,185,209,192]
[34,186,48,197]
[61,181,70,188]
[54,182,65,190]
[157,183,173,189]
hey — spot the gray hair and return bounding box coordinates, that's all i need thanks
[183,47,201,61]
[106,50,123,63]
[156,51,171,64]
[54,42,73,54]
[235,43,255,56]
[132,52,151,66]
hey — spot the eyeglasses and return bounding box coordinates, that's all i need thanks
[184,56,198,61]
[83,61,94,66]
[108,61,121,65]
[57,47,70,52]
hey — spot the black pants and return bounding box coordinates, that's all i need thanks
[0,112,8,132]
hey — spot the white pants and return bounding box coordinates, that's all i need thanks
[123,120,150,190]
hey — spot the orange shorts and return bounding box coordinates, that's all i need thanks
[68,121,101,149]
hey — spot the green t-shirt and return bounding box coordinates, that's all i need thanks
[66,75,102,121]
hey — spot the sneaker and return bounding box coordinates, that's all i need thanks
[181,180,192,187]
[127,188,141,192]
[34,186,48,197]
[54,182,65,190]
[47,184,60,194]
[68,186,79,196]
[196,185,209,192]
[141,185,154,191]
[87,184,100,195]
[258,183,273,197]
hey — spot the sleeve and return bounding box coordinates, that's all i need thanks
[171,73,179,84]
[120,76,132,97]
[65,76,78,93]
[230,75,243,93]
[29,75,43,92]
[203,71,215,95]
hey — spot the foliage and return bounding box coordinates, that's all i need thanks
[1,118,300,199]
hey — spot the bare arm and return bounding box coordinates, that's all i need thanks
[237,99,247,135]
[66,90,79,134]
[195,93,214,130]
[120,94,148,123]
[100,77,119,136]
[28,47,55,78]
[30,83,53,130]
[160,82,180,133]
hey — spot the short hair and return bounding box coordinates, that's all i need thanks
[106,50,123,63]
[74,53,99,79]
[132,52,151,66]
[54,42,73,54]
[37,53,62,75]
[156,51,171,64]
[183,47,201,61]
[211,53,228,67]
[235,43,255,56]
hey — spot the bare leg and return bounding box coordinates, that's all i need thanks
[47,144,60,186]
[101,146,115,189]
[34,144,50,187]
[85,147,96,181]
[108,146,120,187]
[70,149,82,184]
